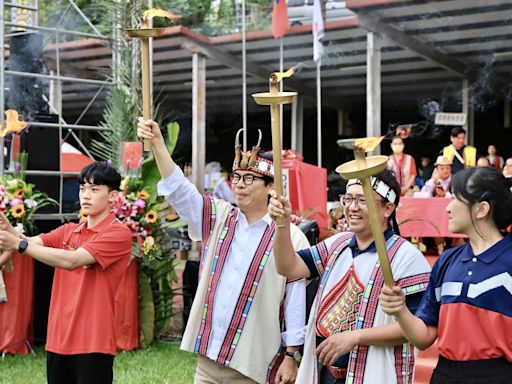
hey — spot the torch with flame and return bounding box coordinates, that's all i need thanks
[0,109,28,138]
[126,8,181,151]
[252,68,297,227]
[336,136,395,287]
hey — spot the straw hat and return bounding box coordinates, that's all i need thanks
[434,155,452,166]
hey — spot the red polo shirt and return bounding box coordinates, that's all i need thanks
[39,213,132,355]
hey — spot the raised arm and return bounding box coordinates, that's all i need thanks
[380,285,438,350]
[137,118,205,238]
[137,117,176,179]
[268,191,310,280]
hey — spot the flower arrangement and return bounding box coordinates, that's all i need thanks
[111,175,169,265]
[0,163,57,236]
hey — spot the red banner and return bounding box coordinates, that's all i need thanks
[272,0,290,39]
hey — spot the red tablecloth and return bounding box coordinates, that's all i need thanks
[0,252,34,355]
[396,197,465,238]
[114,260,140,351]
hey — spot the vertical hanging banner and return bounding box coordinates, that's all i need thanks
[313,0,325,63]
[271,0,290,39]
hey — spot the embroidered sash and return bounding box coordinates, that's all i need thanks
[195,208,239,354]
[346,236,406,384]
[199,195,216,277]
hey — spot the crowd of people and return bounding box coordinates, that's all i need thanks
[389,127,511,199]
[0,120,510,384]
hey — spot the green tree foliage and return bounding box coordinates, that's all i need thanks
[87,0,142,165]
[39,0,272,36]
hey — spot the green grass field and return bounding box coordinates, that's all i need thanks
[0,342,197,384]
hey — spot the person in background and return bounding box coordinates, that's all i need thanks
[380,166,512,384]
[0,162,132,384]
[387,136,417,196]
[417,157,434,187]
[212,173,235,204]
[503,157,512,178]
[476,157,491,167]
[137,119,310,384]
[421,156,452,197]
[486,144,504,171]
[441,127,476,174]
[268,169,431,384]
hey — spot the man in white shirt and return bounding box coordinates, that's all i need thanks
[137,119,310,384]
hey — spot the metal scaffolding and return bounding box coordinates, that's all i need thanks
[0,0,114,220]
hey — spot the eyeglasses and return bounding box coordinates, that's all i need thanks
[231,173,266,185]
[340,194,385,207]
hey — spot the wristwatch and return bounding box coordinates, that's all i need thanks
[285,350,302,365]
[17,239,29,254]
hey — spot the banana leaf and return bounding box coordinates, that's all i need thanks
[141,122,180,201]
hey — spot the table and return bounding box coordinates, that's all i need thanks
[0,253,34,355]
[396,197,465,238]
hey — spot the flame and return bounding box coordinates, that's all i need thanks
[271,66,295,83]
[0,109,27,138]
[353,136,384,152]
[142,8,181,22]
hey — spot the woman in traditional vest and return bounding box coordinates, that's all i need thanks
[486,144,504,171]
[387,136,417,196]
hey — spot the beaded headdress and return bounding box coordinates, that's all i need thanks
[346,177,397,204]
[232,128,274,178]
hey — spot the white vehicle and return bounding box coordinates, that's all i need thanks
[287,0,354,26]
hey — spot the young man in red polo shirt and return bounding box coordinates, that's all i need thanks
[0,162,132,384]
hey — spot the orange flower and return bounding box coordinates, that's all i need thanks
[14,188,24,199]
[137,191,150,200]
[11,203,25,218]
[145,210,158,223]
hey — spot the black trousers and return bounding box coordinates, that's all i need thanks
[47,351,114,384]
[431,355,512,384]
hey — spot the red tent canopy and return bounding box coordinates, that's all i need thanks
[60,142,93,173]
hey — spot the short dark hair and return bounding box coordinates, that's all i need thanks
[376,169,401,234]
[450,167,512,231]
[450,126,466,137]
[79,162,122,191]
[375,168,401,207]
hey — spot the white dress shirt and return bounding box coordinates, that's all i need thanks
[157,167,306,359]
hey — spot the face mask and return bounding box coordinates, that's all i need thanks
[391,144,404,154]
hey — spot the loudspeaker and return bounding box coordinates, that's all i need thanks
[24,113,59,171]
[24,113,60,213]
[31,220,59,345]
